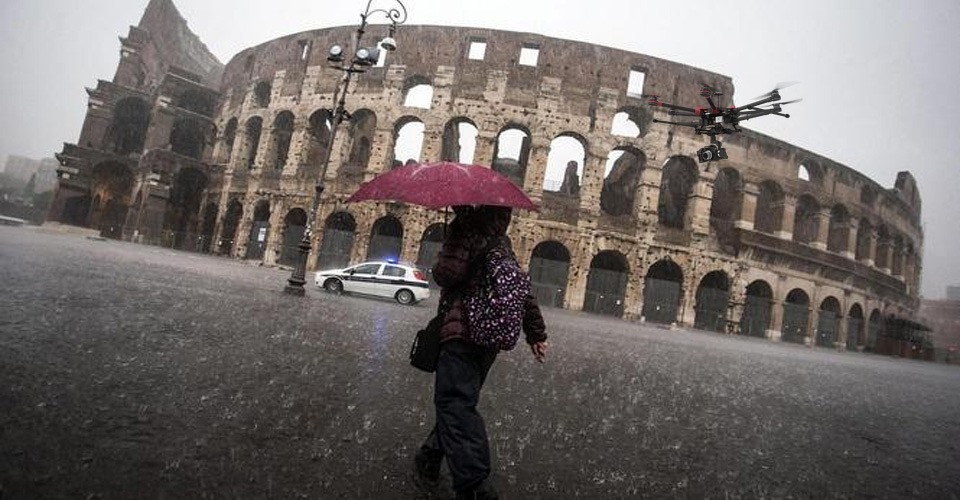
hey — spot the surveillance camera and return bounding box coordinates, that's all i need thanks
[697,145,717,163]
[380,37,397,51]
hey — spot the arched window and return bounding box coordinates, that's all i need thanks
[827,204,850,253]
[221,118,238,163]
[658,156,698,229]
[272,111,295,169]
[440,118,478,164]
[243,116,263,169]
[492,125,531,187]
[600,147,645,217]
[392,117,425,168]
[709,168,742,236]
[169,117,206,160]
[543,135,586,194]
[347,109,377,171]
[793,194,820,244]
[107,97,151,155]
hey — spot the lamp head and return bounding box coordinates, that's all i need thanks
[380,36,397,51]
[327,44,344,63]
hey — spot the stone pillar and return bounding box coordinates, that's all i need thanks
[735,182,759,230]
[523,139,551,204]
[580,151,607,217]
[687,171,715,236]
[420,125,443,164]
[262,199,283,266]
[776,196,796,241]
[285,115,312,175]
[637,165,662,230]
[811,208,830,251]
[473,131,498,168]
[843,218,858,260]
[564,236,595,311]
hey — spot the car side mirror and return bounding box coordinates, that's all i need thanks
[348,269,356,275]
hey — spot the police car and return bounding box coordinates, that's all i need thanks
[314,261,431,305]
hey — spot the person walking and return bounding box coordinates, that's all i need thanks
[414,205,547,499]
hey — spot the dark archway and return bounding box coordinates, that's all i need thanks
[793,194,820,245]
[742,280,774,338]
[272,111,295,170]
[88,161,135,239]
[866,309,883,350]
[856,218,872,262]
[107,97,150,155]
[305,109,333,173]
[200,202,218,253]
[441,118,479,164]
[245,200,271,260]
[318,211,357,269]
[169,117,207,160]
[827,204,850,253]
[817,297,842,347]
[345,109,377,176]
[694,271,731,332]
[642,259,684,324]
[492,125,531,188]
[658,157,698,229]
[416,223,447,286]
[221,118,238,163]
[530,241,572,308]
[367,215,403,261]
[710,168,742,241]
[755,181,784,234]
[782,288,811,344]
[165,168,208,250]
[279,208,308,266]
[847,304,865,351]
[583,251,628,317]
[254,81,271,108]
[219,199,243,255]
[601,147,645,217]
[243,117,263,169]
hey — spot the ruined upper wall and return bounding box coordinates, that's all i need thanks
[220,25,734,119]
[118,0,223,89]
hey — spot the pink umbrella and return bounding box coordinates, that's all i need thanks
[346,161,538,211]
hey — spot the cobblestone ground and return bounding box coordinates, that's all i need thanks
[1,225,959,499]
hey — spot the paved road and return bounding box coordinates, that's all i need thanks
[1,226,959,499]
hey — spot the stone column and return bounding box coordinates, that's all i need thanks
[811,208,830,251]
[564,236,595,311]
[776,196,796,241]
[736,182,759,230]
[843,218,858,260]
[687,170,715,236]
[284,115,312,176]
[523,139,551,205]
[637,165,662,230]
[262,199,283,266]
[580,151,607,217]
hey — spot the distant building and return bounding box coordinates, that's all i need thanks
[947,285,960,301]
[3,155,38,183]
[919,299,960,363]
[1,155,59,192]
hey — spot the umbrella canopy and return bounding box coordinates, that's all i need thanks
[346,161,538,211]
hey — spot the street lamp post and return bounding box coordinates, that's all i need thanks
[284,0,408,296]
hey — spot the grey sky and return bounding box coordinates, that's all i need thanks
[1,0,958,298]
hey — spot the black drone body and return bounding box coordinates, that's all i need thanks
[644,82,800,162]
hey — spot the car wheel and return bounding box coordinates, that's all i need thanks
[395,289,415,305]
[323,278,344,294]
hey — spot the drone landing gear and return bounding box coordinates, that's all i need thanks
[697,137,728,163]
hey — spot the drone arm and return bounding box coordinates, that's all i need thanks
[737,107,787,121]
[668,110,699,117]
[734,94,780,112]
[652,118,701,128]
[655,102,698,113]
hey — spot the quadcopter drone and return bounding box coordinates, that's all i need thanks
[643,82,800,163]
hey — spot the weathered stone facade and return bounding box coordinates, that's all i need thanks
[49,0,923,350]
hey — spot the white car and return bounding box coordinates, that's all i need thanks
[314,261,431,305]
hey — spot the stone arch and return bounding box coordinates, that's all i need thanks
[694,270,731,332]
[755,180,785,234]
[271,111,295,170]
[219,199,243,254]
[710,167,743,238]
[165,167,208,249]
[742,280,774,338]
[492,124,531,187]
[610,105,651,137]
[860,184,877,207]
[543,134,586,194]
[856,218,872,261]
[797,160,823,184]
[847,303,865,350]
[402,75,434,109]
[441,118,479,164]
[827,204,851,253]
[346,109,377,172]
[254,80,272,108]
[318,211,357,269]
[279,208,308,266]
[220,117,238,163]
[530,241,572,308]
[304,109,333,172]
[243,116,263,169]
[793,194,820,245]
[367,215,404,261]
[245,200,271,260]
[816,296,842,347]
[601,147,645,217]
[782,288,811,344]
[658,156,698,229]
[876,225,891,270]
[169,117,207,160]
[106,96,151,155]
[391,116,425,168]
[642,259,684,324]
[416,223,447,285]
[88,161,135,239]
[583,250,629,317]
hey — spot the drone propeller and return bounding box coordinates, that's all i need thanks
[773,98,803,106]
[751,81,799,100]
[698,82,722,96]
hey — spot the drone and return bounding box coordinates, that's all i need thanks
[643,82,800,162]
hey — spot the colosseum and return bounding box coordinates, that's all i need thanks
[49,0,924,353]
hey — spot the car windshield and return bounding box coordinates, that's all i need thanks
[3,1,960,499]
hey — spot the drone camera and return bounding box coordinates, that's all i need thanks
[697,144,727,163]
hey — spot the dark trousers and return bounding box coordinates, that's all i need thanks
[418,339,498,493]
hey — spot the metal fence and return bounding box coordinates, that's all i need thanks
[694,287,729,332]
[782,303,810,344]
[741,296,772,338]
[642,278,681,324]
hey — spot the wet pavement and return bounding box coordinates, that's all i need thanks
[1,225,959,499]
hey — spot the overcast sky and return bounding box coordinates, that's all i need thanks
[1,0,958,298]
